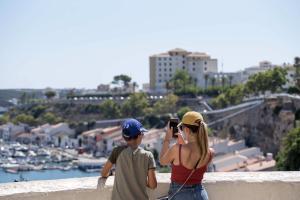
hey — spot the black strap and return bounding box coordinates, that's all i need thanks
[194,158,201,170]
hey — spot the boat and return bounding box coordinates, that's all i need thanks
[62,165,72,171]
[85,168,101,173]
[5,168,18,173]
[77,157,107,172]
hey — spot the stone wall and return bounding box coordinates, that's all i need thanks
[1,172,299,200]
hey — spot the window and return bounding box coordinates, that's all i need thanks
[193,68,195,71]
[169,68,172,72]
[164,68,167,72]
[182,61,185,64]
[159,68,161,72]
[193,62,195,66]
[182,66,185,69]
[164,63,167,66]
[159,74,161,77]
[204,67,207,71]
[169,58,172,61]
[159,80,161,83]
[204,61,207,65]
[159,63,161,66]
[169,63,172,66]
[164,58,167,61]
[158,58,161,61]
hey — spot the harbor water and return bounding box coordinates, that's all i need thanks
[0,168,99,184]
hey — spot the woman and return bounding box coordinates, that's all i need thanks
[160,111,214,200]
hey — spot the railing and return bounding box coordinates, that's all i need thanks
[0,172,299,200]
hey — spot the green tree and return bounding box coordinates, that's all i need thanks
[20,92,28,104]
[132,82,138,93]
[84,104,101,114]
[294,57,300,88]
[121,93,148,117]
[266,67,287,93]
[31,105,47,118]
[170,69,199,96]
[221,75,227,89]
[13,114,36,126]
[210,77,216,88]
[245,67,287,95]
[211,94,229,109]
[41,112,61,124]
[276,127,300,170]
[153,94,178,115]
[112,74,132,88]
[0,115,9,125]
[225,84,245,105]
[45,91,56,100]
[228,75,234,87]
[177,106,192,120]
[99,99,121,119]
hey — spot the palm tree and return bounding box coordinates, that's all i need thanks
[204,74,209,89]
[132,82,138,93]
[165,81,171,93]
[221,75,227,89]
[228,75,234,87]
[294,57,300,88]
[45,91,56,100]
[210,77,216,88]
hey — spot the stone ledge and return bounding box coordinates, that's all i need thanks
[0,172,300,200]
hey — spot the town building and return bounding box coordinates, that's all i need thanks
[149,48,218,93]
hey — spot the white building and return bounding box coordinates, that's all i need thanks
[149,48,218,93]
[241,61,275,83]
[283,65,296,88]
[31,123,75,146]
[53,133,78,148]
[0,123,26,141]
[97,84,110,94]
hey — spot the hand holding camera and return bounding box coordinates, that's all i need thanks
[169,118,179,138]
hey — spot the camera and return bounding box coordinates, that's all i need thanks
[169,118,179,138]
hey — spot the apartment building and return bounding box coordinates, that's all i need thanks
[149,48,218,93]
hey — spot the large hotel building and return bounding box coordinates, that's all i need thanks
[149,48,218,93]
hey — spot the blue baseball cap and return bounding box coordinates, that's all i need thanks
[122,118,148,139]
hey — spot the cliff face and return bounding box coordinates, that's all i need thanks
[214,98,296,156]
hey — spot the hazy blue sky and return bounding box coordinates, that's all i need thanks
[0,0,299,89]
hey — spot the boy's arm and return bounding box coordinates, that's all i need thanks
[98,160,113,189]
[147,169,157,189]
[147,152,157,189]
[101,160,113,178]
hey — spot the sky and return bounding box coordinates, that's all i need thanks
[0,0,299,89]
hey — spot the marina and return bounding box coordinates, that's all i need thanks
[0,141,107,182]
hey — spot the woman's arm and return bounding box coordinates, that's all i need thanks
[147,169,157,189]
[159,125,177,166]
[208,147,215,163]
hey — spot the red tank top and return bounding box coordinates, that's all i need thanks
[171,145,212,185]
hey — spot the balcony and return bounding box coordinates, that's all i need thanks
[0,172,299,200]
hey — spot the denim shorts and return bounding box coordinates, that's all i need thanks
[168,182,209,200]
